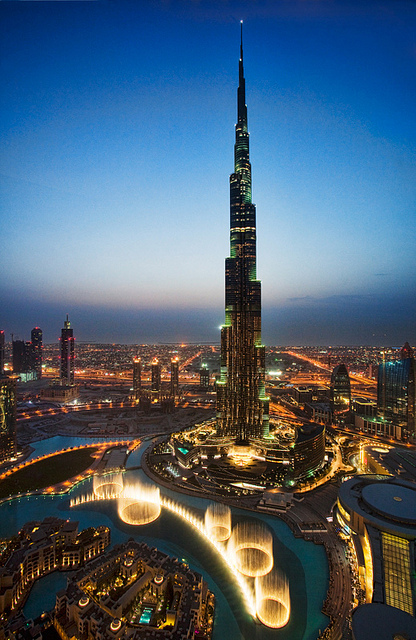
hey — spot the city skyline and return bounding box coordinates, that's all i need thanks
[1,0,415,345]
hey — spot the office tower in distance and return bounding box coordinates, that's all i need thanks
[132,356,142,401]
[151,359,161,392]
[200,364,210,389]
[0,374,17,464]
[216,24,269,441]
[330,364,351,417]
[170,357,179,398]
[31,327,43,379]
[12,339,32,375]
[0,331,4,374]
[377,342,416,438]
[60,315,75,385]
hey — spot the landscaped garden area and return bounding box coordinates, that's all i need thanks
[0,447,100,500]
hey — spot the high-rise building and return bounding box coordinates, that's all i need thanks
[330,364,351,417]
[216,24,269,441]
[60,315,75,385]
[0,330,4,374]
[377,342,415,438]
[200,364,210,389]
[132,356,142,401]
[31,327,43,379]
[170,357,179,398]
[151,359,161,392]
[12,339,32,374]
[292,423,325,478]
[0,374,17,464]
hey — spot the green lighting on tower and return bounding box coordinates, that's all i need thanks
[216,24,269,441]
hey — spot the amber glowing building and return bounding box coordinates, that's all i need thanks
[0,374,17,464]
[216,25,269,441]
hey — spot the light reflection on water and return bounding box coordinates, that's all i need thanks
[3,439,329,640]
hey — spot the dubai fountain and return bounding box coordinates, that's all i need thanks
[228,521,274,578]
[117,481,161,526]
[71,477,290,628]
[256,568,290,628]
[204,502,232,542]
[93,472,124,499]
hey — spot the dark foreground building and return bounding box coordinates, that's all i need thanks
[292,423,325,478]
[216,25,269,441]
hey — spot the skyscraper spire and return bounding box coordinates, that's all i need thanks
[240,20,243,63]
[238,21,247,127]
[216,26,269,441]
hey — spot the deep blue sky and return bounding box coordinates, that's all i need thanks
[1,0,415,345]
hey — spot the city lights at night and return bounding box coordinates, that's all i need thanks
[1,0,415,344]
[1,2,416,639]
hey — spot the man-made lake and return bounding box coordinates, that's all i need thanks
[2,437,329,639]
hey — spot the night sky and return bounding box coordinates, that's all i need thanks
[1,0,415,346]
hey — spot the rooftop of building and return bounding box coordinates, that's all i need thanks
[351,603,416,640]
[338,475,416,538]
[365,446,416,484]
[295,423,325,443]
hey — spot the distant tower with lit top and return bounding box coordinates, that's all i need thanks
[216,23,269,440]
[151,359,161,392]
[60,315,75,385]
[170,357,179,398]
[132,356,142,401]
[200,364,210,389]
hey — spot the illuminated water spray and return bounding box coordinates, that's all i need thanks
[255,568,290,628]
[70,475,289,628]
[117,482,161,525]
[228,521,274,577]
[93,472,123,499]
[204,503,231,541]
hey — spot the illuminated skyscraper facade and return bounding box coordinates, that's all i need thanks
[216,25,269,441]
[60,315,75,385]
[330,364,351,416]
[200,364,210,389]
[0,374,17,464]
[377,342,415,438]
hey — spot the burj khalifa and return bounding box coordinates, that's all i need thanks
[216,24,269,441]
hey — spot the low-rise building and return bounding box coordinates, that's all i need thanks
[0,518,110,620]
[54,539,214,639]
[336,475,416,616]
